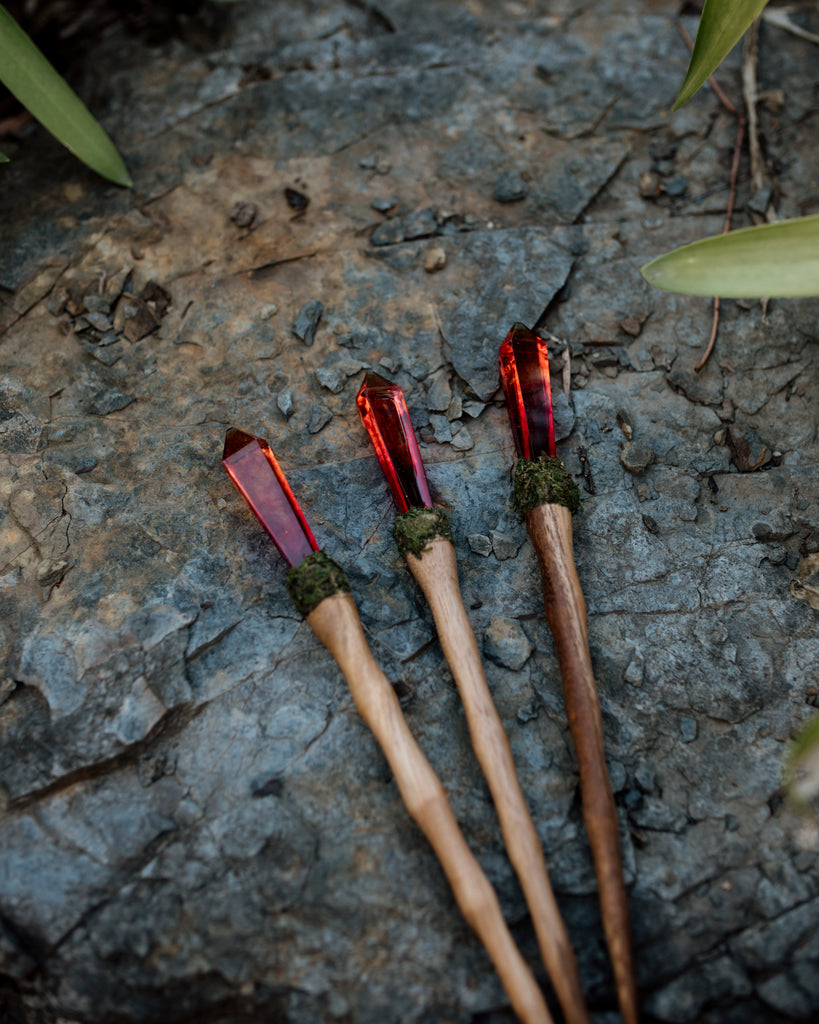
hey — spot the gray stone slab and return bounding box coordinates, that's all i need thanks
[0,1,817,1022]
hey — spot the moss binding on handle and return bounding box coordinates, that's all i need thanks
[393,506,454,559]
[287,550,351,617]
[513,456,581,516]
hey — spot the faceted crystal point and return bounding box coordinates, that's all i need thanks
[222,428,319,567]
[498,322,556,460]
[356,372,433,514]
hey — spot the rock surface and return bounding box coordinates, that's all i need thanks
[0,2,818,1023]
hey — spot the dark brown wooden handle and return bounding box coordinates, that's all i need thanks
[405,538,590,1024]
[525,504,639,1024]
[306,592,554,1024]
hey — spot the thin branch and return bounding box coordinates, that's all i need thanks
[678,19,747,372]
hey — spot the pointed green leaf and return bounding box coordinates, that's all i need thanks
[674,0,769,110]
[0,5,131,186]
[641,216,819,298]
[0,151,9,162]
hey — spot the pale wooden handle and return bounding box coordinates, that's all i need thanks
[306,592,553,1024]
[405,538,589,1024]
[526,504,639,1024]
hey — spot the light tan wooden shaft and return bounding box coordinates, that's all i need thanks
[306,592,553,1024]
[525,504,639,1024]
[405,538,590,1024]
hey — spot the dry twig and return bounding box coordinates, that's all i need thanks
[677,21,747,372]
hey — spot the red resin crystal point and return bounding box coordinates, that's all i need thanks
[356,372,433,515]
[498,321,556,460]
[222,427,319,568]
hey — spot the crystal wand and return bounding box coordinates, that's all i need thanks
[357,374,589,1024]
[222,427,553,1024]
[498,324,639,1024]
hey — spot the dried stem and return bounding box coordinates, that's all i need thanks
[525,503,638,1024]
[405,535,590,1024]
[678,19,747,372]
[308,592,554,1024]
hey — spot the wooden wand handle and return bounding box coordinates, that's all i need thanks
[405,537,589,1024]
[525,503,639,1024]
[307,592,554,1024]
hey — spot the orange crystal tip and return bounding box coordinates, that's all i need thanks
[222,428,319,568]
[498,322,556,460]
[356,372,433,515]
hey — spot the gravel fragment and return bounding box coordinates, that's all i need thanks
[493,170,528,203]
[664,175,688,197]
[371,197,398,213]
[428,413,452,444]
[292,300,323,346]
[403,208,438,240]
[426,374,451,413]
[484,617,533,671]
[467,534,493,556]
[308,405,332,434]
[450,425,473,450]
[620,442,655,474]
[424,246,447,273]
[490,530,519,561]
[277,389,295,418]
[371,219,405,246]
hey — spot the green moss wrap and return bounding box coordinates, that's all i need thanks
[286,550,351,617]
[393,506,454,559]
[513,456,581,515]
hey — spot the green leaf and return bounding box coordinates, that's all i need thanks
[0,5,131,186]
[0,151,9,162]
[674,0,769,110]
[641,216,819,298]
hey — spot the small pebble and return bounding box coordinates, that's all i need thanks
[428,413,452,444]
[258,304,278,320]
[424,246,446,273]
[624,659,644,685]
[371,197,398,213]
[230,201,257,228]
[639,172,661,199]
[620,442,655,474]
[634,764,656,793]
[490,530,519,561]
[308,405,332,434]
[403,208,438,240]
[664,175,688,197]
[284,188,309,211]
[426,375,451,413]
[468,534,493,557]
[292,299,323,346]
[493,170,528,203]
[450,426,473,451]
[371,219,405,246]
[82,295,110,315]
[484,616,533,671]
[277,389,295,419]
[617,410,634,439]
